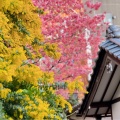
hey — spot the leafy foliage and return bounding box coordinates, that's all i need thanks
[33,0,106,101]
[0,0,76,119]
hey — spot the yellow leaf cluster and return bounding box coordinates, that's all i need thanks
[16,64,43,86]
[44,43,61,59]
[66,76,86,94]
[0,83,11,99]
[41,71,54,84]
[24,95,49,119]
[56,95,72,113]
[0,0,70,119]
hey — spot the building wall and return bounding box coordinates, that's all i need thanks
[94,1,120,119]
[112,102,120,120]
[112,84,120,120]
[94,0,120,25]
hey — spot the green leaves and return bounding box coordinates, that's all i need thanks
[23,46,32,58]
[0,101,6,120]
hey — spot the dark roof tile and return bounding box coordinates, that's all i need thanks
[113,50,120,56]
[109,47,120,54]
[101,41,113,48]
[104,44,118,51]
[99,40,110,47]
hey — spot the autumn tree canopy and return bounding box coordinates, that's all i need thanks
[0,0,106,119]
[33,0,105,99]
[0,0,85,119]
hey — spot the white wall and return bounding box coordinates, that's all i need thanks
[102,117,111,120]
[112,102,120,120]
[112,84,120,120]
[113,84,120,99]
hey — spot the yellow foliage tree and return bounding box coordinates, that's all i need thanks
[0,0,73,119]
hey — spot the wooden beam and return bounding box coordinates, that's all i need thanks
[112,97,120,104]
[78,50,120,118]
[105,81,120,115]
[85,114,111,118]
[83,51,107,118]
[107,52,120,65]
[96,116,102,120]
[78,49,106,118]
[91,101,111,108]
[95,65,117,115]
[90,97,120,108]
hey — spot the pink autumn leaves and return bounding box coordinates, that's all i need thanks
[33,0,105,100]
[86,0,102,10]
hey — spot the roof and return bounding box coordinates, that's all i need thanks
[100,39,120,59]
[77,25,120,119]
